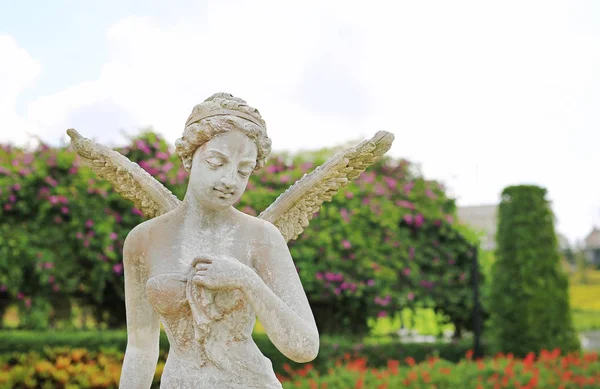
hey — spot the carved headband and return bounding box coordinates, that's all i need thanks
[185,109,265,129]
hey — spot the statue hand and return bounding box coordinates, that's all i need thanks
[191,254,251,290]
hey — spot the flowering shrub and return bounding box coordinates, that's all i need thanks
[280,349,600,389]
[0,132,479,333]
[0,348,597,388]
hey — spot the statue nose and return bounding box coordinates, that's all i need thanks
[220,175,235,188]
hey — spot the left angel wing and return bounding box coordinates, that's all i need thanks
[258,131,395,242]
[67,129,181,218]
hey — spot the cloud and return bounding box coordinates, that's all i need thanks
[4,0,599,242]
[0,34,41,145]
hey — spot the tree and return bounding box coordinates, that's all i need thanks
[488,185,580,356]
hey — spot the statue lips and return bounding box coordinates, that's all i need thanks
[213,187,235,199]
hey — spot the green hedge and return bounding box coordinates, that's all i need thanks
[0,330,482,374]
[488,185,580,356]
[1,131,480,335]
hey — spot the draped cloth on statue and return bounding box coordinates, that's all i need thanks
[145,272,283,389]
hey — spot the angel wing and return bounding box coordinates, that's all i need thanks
[67,129,393,242]
[258,131,394,242]
[66,129,181,218]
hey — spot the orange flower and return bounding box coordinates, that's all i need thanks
[405,357,416,367]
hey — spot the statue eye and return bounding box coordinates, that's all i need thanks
[206,159,222,168]
[238,169,251,177]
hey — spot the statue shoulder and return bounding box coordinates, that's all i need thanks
[124,208,181,260]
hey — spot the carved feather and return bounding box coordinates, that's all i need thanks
[258,131,395,242]
[66,129,181,218]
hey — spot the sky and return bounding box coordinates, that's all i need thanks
[1,0,599,245]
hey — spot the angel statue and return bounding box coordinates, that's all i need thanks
[66,92,394,389]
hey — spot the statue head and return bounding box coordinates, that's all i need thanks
[175,92,272,172]
[175,93,272,209]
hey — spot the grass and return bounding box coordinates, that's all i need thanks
[569,267,600,332]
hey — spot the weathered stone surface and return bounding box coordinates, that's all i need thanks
[67,92,394,388]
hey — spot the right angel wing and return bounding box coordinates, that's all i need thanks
[67,129,181,218]
[258,131,394,242]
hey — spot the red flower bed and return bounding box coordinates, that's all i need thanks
[280,349,600,389]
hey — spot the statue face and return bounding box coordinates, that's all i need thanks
[188,129,258,210]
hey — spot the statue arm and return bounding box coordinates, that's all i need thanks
[242,222,319,363]
[119,228,161,388]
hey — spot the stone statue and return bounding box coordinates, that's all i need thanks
[66,92,394,388]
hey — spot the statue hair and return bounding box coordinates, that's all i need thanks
[175,92,272,172]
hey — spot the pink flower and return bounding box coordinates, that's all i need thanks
[0,285,6,292]
[404,182,414,194]
[409,246,415,260]
[156,151,169,160]
[334,288,341,295]
[316,272,323,280]
[17,292,24,300]
[44,176,58,187]
[445,215,454,223]
[162,162,174,172]
[3,204,11,211]
[53,284,60,292]
[448,258,456,265]
[113,263,123,274]
[266,165,278,174]
[407,292,415,301]
[340,208,350,223]
[61,207,69,214]
[54,216,62,224]
[12,183,21,191]
[383,176,397,189]
[367,279,375,286]
[345,191,354,199]
[44,262,53,269]
[395,200,415,210]
[25,298,31,308]
[9,194,16,203]
[279,175,290,183]
[69,167,78,174]
[374,183,386,195]
[85,219,94,228]
[425,188,437,199]
[377,311,387,318]
[403,268,411,276]
[342,240,352,249]
[48,276,55,283]
[132,208,144,216]
[403,214,413,225]
[414,214,424,228]
[110,232,118,240]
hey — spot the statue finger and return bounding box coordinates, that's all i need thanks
[192,256,214,267]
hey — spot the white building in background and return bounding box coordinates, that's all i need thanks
[457,204,570,252]
[584,227,600,266]
[457,205,498,251]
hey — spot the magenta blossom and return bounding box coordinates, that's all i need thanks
[113,263,123,274]
[414,213,424,228]
[341,240,352,249]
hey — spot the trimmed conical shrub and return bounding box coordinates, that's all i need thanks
[488,185,579,356]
